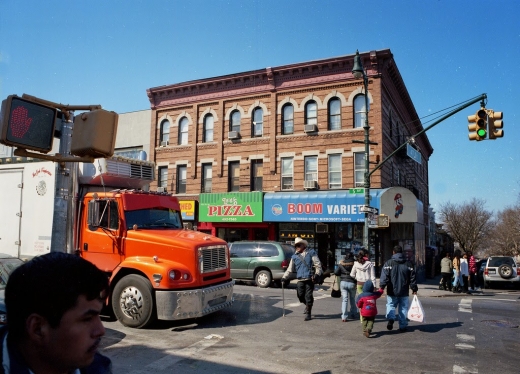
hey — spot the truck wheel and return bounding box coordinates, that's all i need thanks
[255,270,272,288]
[112,275,155,328]
[498,264,513,279]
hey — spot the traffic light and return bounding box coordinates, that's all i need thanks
[71,109,118,158]
[0,95,57,153]
[487,110,504,139]
[468,108,487,141]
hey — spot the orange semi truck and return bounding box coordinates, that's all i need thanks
[0,156,234,328]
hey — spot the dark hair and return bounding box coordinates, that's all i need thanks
[356,250,365,264]
[393,245,403,253]
[5,252,109,342]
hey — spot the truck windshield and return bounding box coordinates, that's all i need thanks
[125,208,183,230]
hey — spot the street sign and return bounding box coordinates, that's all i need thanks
[359,206,378,214]
[406,144,421,164]
[349,188,364,194]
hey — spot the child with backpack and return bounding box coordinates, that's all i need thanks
[356,279,383,338]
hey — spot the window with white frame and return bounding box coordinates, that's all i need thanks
[230,110,241,133]
[160,120,170,144]
[304,156,317,182]
[252,107,263,137]
[328,154,341,189]
[178,117,189,145]
[282,104,294,135]
[158,166,168,190]
[305,101,317,126]
[202,163,212,193]
[281,157,293,190]
[203,114,214,143]
[354,94,368,128]
[328,98,341,130]
[354,152,366,187]
[176,165,187,194]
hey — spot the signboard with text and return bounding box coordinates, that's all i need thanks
[199,192,263,222]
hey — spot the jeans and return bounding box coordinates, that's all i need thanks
[386,295,410,329]
[340,281,357,320]
[452,270,462,289]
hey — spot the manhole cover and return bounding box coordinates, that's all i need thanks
[481,320,519,328]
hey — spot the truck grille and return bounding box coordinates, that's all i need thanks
[200,245,228,273]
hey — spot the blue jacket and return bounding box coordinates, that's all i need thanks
[379,253,418,297]
[292,250,318,279]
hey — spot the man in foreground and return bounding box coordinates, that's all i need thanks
[379,245,418,333]
[1,252,112,374]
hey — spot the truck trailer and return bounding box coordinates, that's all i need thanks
[0,156,234,328]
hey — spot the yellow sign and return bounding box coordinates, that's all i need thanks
[179,200,195,220]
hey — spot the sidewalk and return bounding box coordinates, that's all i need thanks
[319,274,484,298]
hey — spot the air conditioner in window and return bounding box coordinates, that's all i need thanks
[304,180,318,190]
[160,140,169,147]
[228,131,240,139]
[304,124,317,133]
[157,187,167,193]
[316,223,329,233]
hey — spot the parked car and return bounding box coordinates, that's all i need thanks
[228,241,294,288]
[0,254,25,324]
[483,256,520,289]
[476,258,487,287]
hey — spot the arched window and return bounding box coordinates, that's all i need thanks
[305,101,317,126]
[160,120,170,145]
[203,114,214,143]
[354,94,368,128]
[230,110,241,133]
[282,104,294,135]
[252,107,263,137]
[178,117,189,145]
[328,98,341,130]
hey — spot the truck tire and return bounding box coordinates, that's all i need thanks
[112,274,155,328]
[255,270,272,288]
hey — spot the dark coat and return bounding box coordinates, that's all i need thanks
[379,253,418,297]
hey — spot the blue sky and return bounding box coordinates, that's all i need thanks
[1,0,519,216]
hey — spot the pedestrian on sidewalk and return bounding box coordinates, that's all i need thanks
[460,252,470,294]
[468,251,478,291]
[440,252,453,291]
[281,238,323,321]
[452,250,462,293]
[351,249,376,296]
[379,245,418,333]
[334,253,357,322]
[356,280,383,338]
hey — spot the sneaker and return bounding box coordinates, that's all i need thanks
[387,320,394,331]
[364,330,369,338]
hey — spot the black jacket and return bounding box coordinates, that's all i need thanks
[0,325,113,374]
[334,261,356,283]
[379,253,418,297]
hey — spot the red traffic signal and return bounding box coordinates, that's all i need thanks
[0,95,57,153]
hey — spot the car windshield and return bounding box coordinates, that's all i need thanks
[487,257,515,267]
[125,208,183,230]
[0,258,24,289]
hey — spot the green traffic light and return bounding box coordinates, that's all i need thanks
[477,128,487,137]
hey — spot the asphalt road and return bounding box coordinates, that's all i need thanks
[99,278,520,374]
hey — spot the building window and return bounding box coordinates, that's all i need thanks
[281,157,293,190]
[160,120,170,145]
[328,98,341,130]
[304,156,317,182]
[228,161,240,192]
[203,114,214,143]
[230,110,241,133]
[252,107,263,137]
[354,152,366,187]
[176,165,187,194]
[305,101,317,126]
[178,117,189,145]
[158,166,168,190]
[282,104,294,135]
[251,160,263,191]
[202,163,212,193]
[354,94,367,128]
[328,154,341,189]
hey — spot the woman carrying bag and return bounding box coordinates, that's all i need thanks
[334,253,358,322]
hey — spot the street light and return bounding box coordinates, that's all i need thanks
[352,50,371,252]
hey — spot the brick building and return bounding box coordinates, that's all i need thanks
[146,49,433,278]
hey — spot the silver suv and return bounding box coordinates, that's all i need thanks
[483,256,520,288]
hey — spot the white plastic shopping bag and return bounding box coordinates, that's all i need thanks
[407,294,425,323]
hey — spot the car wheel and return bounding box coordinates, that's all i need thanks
[255,270,272,288]
[498,264,513,279]
[112,274,155,328]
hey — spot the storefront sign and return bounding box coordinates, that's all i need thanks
[263,191,382,222]
[179,200,196,221]
[199,192,263,222]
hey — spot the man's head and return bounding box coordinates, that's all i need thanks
[294,237,308,252]
[5,252,109,371]
[393,245,403,254]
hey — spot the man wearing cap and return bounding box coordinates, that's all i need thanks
[281,238,323,321]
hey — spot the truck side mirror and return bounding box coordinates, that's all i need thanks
[87,200,101,227]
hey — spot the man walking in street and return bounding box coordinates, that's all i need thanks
[282,238,323,321]
[379,245,418,333]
